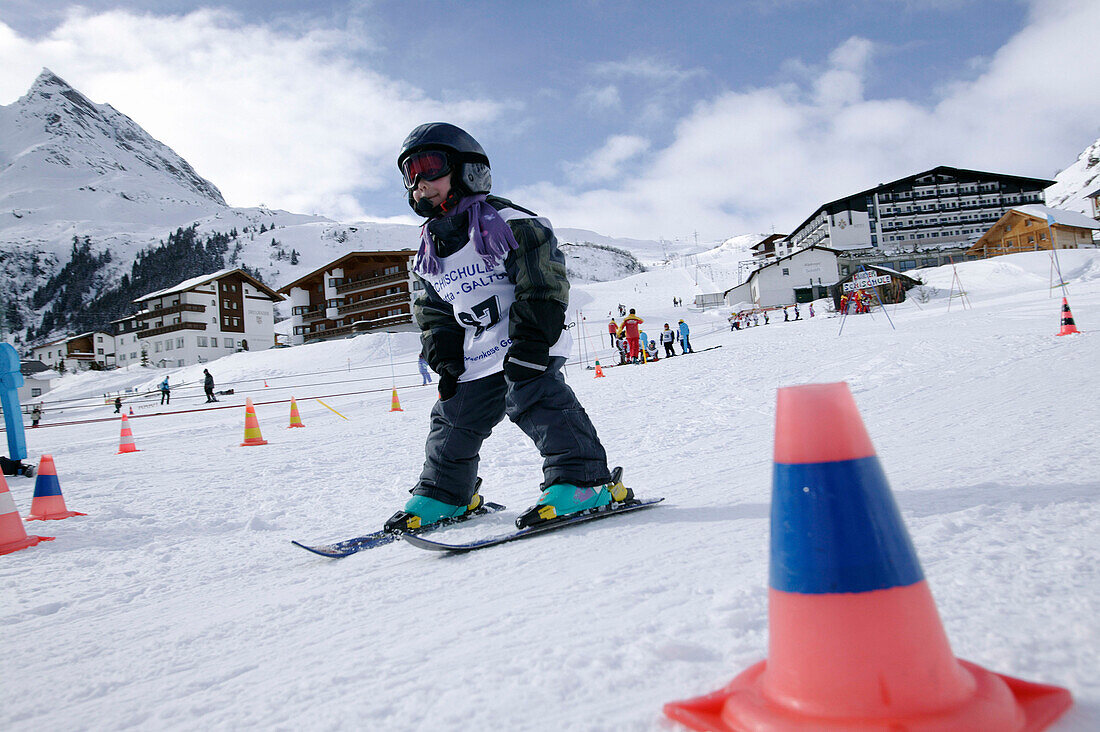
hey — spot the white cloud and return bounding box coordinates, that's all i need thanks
[521,0,1100,240]
[0,8,506,220]
[577,84,622,114]
[564,134,650,185]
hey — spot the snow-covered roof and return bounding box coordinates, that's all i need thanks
[135,268,237,302]
[1085,187,1100,200]
[1013,204,1100,230]
[134,268,282,303]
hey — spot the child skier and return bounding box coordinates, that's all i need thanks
[385,123,630,533]
[660,323,677,357]
[644,340,660,362]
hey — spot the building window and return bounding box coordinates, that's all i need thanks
[781,268,790,276]
[178,360,185,367]
[131,352,137,359]
[155,342,162,353]
[165,340,173,351]
[176,338,184,348]
[198,336,208,347]
[225,338,234,348]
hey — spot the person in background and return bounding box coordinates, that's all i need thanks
[678,319,694,354]
[607,318,618,348]
[203,369,218,403]
[617,309,644,364]
[616,336,630,365]
[660,323,677,356]
[159,377,171,405]
[114,396,122,413]
[418,355,433,386]
[31,402,42,427]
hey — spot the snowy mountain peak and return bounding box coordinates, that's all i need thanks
[1,68,226,210]
[1044,134,1100,215]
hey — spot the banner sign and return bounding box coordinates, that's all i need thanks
[843,273,892,292]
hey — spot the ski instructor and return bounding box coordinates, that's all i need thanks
[385,122,631,533]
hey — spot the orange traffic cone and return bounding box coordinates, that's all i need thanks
[288,397,304,428]
[1057,297,1080,336]
[0,472,54,555]
[594,360,606,378]
[26,455,86,521]
[664,382,1073,732]
[390,388,403,412]
[117,414,141,453]
[240,398,268,446]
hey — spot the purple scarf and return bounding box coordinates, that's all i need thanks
[413,194,520,276]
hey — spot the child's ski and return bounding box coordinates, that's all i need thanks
[400,497,664,553]
[291,501,506,558]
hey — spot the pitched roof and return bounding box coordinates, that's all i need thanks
[134,268,283,303]
[1013,204,1100,230]
[277,250,416,294]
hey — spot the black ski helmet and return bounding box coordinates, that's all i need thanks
[398,122,492,216]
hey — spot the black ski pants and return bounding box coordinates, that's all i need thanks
[414,357,611,506]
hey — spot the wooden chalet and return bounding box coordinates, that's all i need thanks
[967,205,1098,258]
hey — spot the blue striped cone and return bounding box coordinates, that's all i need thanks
[26,454,86,521]
[665,382,1073,731]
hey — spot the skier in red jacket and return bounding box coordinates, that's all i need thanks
[617,309,644,363]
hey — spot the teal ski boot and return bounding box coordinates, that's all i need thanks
[515,467,630,529]
[384,479,485,532]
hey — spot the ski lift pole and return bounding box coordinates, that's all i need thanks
[1049,246,1070,299]
[576,309,589,368]
[388,337,396,389]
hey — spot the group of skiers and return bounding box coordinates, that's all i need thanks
[608,311,693,365]
[729,303,815,330]
[840,290,872,314]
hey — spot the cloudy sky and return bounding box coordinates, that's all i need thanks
[2,0,1098,242]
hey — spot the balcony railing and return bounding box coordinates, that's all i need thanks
[304,313,414,340]
[145,303,206,318]
[137,321,207,338]
[337,292,408,315]
[335,270,408,294]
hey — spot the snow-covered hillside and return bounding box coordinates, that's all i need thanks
[2,250,1097,730]
[1045,135,1100,215]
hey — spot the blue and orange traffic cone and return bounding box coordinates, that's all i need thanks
[26,454,86,521]
[664,382,1073,732]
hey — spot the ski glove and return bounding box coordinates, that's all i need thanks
[504,342,549,383]
[438,372,458,401]
[437,361,463,402]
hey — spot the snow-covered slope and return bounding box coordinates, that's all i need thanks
[3,250,1097,730]
[1045,135,1100,215]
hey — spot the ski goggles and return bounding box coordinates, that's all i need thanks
[401,150,451,190]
